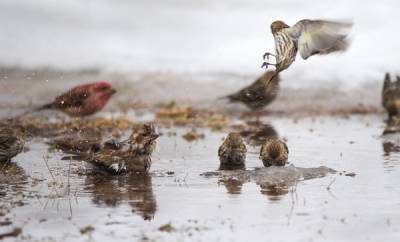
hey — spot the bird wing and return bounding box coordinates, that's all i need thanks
[287,19,352,60]
[53,87,91,109]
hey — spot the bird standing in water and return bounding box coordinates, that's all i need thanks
[225,71,280,111]
[218,132,247,169]
[262,19,352,79]
[84,124,159,174]
[259,138,288,167]
[0,127,25,163]
[382,73,400,122]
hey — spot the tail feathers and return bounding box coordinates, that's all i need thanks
[12,102,54,119]
[35,102,53,111]
[217,93,239,102]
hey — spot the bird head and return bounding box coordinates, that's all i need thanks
[92,81,116,101]
[270,21,290,34]
[129,124,159,155]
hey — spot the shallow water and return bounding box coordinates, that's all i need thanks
[1,114,399,241]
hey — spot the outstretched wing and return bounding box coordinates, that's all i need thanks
[287,19,352,60]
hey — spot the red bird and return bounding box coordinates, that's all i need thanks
[37,82,116,117]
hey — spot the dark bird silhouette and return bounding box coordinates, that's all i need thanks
[225,71,280,111]
[382,73,400,122]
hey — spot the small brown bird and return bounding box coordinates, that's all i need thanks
[225,71,280,111]
[0,127,25,162]
[262,19,352,76]
[260,138,288,167]
[218,132,247,169]
[36,82,116,117]
[382,73,400,121]
[85,124,159,174]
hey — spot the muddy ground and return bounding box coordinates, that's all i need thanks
[0,68,399,241]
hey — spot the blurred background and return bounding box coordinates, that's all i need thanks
[0,0,399,109]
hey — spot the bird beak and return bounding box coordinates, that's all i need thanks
[109,88,117,95]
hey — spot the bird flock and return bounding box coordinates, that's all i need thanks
[5,18,399,177]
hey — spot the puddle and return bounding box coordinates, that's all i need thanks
[0,115,400,241]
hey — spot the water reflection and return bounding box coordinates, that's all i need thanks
[239,122,278,145]
[84,173,156,220]
[215,166,333,200]
[382,142,400,156]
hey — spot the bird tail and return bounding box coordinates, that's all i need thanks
[265,73,279,89]
[217,93,238,102]
[12,102,54,119]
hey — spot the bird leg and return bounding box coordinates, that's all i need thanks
[263,52,276,60]
[261,62,276,69]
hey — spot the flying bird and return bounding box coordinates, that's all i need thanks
[262,19,352,76]
[224,71,280,111]
[35,82,116,117]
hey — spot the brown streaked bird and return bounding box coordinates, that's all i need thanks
[382,73,400,122]
[85,124,159,174]
[218,132,247,169]
[224,71,280,111]
[262,19,352,77]
[259,138,288,167]
[35,82,116,117]
[0,127,25,163]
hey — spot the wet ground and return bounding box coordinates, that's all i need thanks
[1,112,400,241]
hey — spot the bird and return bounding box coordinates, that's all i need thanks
[218,132,247,169]
[259,138,288,167]
[224,71,280,111]
[34,82,116,117]
[83,124,159,174]
[261,19,352,80]
[0,127,25,163]
[382,73,400,122]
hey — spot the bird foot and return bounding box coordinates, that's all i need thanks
[263,52,276,60]
[261,62,276,69]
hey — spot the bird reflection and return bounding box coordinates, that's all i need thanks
[85,173,156,220]
[382,142,400,156]
[220,178,244,194]
[239,122,278,145]
[258,183,289,201]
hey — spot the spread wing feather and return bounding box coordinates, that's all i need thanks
[287,19,352,60]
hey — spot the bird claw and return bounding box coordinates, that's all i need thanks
[262,52,275,60]
[261,62,269,69]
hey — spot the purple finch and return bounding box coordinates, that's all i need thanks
[37,82,116,117]
[218,132,247,169]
